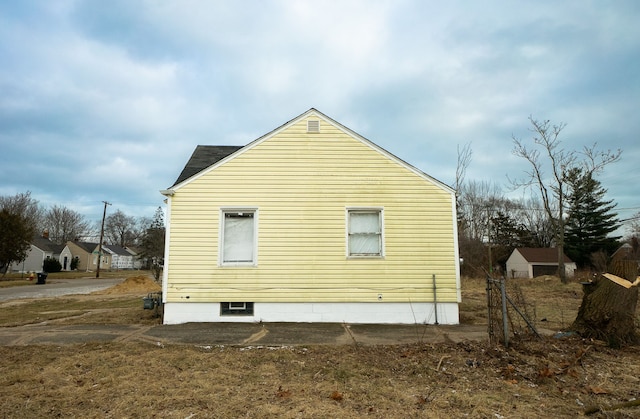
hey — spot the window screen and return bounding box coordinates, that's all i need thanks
[348,210,382,256]
[222,211,255,264]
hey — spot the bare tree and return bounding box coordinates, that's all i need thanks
[104,210,137,247]
[457,180,506,275]
[44,205,91,244]
[454,142,472,193]
[511,117,621,283]
[627,211,640,238]
[458,180,503,241]
[512,198,555,247]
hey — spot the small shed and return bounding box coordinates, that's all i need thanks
[506,248,576,279]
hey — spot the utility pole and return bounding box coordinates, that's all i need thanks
[486,206,493,276]
[96,201,111,278]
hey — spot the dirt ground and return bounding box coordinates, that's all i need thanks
[0,274,639,418]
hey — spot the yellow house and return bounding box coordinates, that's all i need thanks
[65,241,112,272]
[160,109,461,325]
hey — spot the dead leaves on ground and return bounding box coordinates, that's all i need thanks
[330,391,344,402]
[274,386,343,403]
[536,345,592,381]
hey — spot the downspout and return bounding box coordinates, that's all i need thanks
[432,273,438,325]
[160,189,175,308]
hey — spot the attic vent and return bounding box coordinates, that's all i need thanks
[307,120,320,133]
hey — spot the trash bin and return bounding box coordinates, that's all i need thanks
[143,295,155,309]
[36,272,48,285]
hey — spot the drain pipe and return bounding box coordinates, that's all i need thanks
[432,274,439,325]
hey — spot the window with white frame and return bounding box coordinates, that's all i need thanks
[347,208,384,257]
[220,209,257,265]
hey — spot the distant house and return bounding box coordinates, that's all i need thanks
[160,108,461,325]
[8,233,64,273]
[59,245,74,270]
[506,248,577,279]
[125,246,144,269]
[611,242,640,266]
[65,241,111,272]
[102,244,136,270]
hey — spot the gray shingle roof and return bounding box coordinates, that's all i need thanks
[73,241,99,253]
[31,236,64,253]
[102,244,132,256]
[172,145,243,186]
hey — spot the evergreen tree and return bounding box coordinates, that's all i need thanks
[565,168,621,268]
[490,210,538,270]
[0,209,34,275]
[0,192,40,275]
[141,207,166,281]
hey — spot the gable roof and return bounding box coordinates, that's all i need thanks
[124,246,141,256]
[31,236,64,254]
[102,244,134,256]
[172,145,243,186]
[163,108,455,194]
[612,242,639,261]
[71,241,99,253]
[516,248,574,264]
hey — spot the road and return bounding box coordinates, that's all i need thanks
[0,277,125,302]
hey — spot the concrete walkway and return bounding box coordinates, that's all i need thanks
[0,278,488,347]
[0,322,488,347]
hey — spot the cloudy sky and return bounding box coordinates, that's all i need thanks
[1,1,639,233]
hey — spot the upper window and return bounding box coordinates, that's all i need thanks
[347,208,384,257]
[220,209,257,266]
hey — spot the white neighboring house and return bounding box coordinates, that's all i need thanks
[59,245,74,271]
[506,248,577,279]
[125,247,144,269]
[8,234,65,273]
[125,247,143,269]
[102,244,136,270]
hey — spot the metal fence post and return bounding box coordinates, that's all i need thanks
[500,277,509,348]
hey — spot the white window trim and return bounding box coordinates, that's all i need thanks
[346,207,385,259]
[228,302,247,310]
[219,207,258,267]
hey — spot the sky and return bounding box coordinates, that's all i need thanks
[1,0,639,234]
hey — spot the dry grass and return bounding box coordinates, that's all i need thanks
[460,275,586,331]
[0,274,639,418]
[0,275,161,327]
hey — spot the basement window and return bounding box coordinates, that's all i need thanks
[221,302,254,316]
[307,120,320,133]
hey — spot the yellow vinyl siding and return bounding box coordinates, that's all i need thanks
[166,116,458,304]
